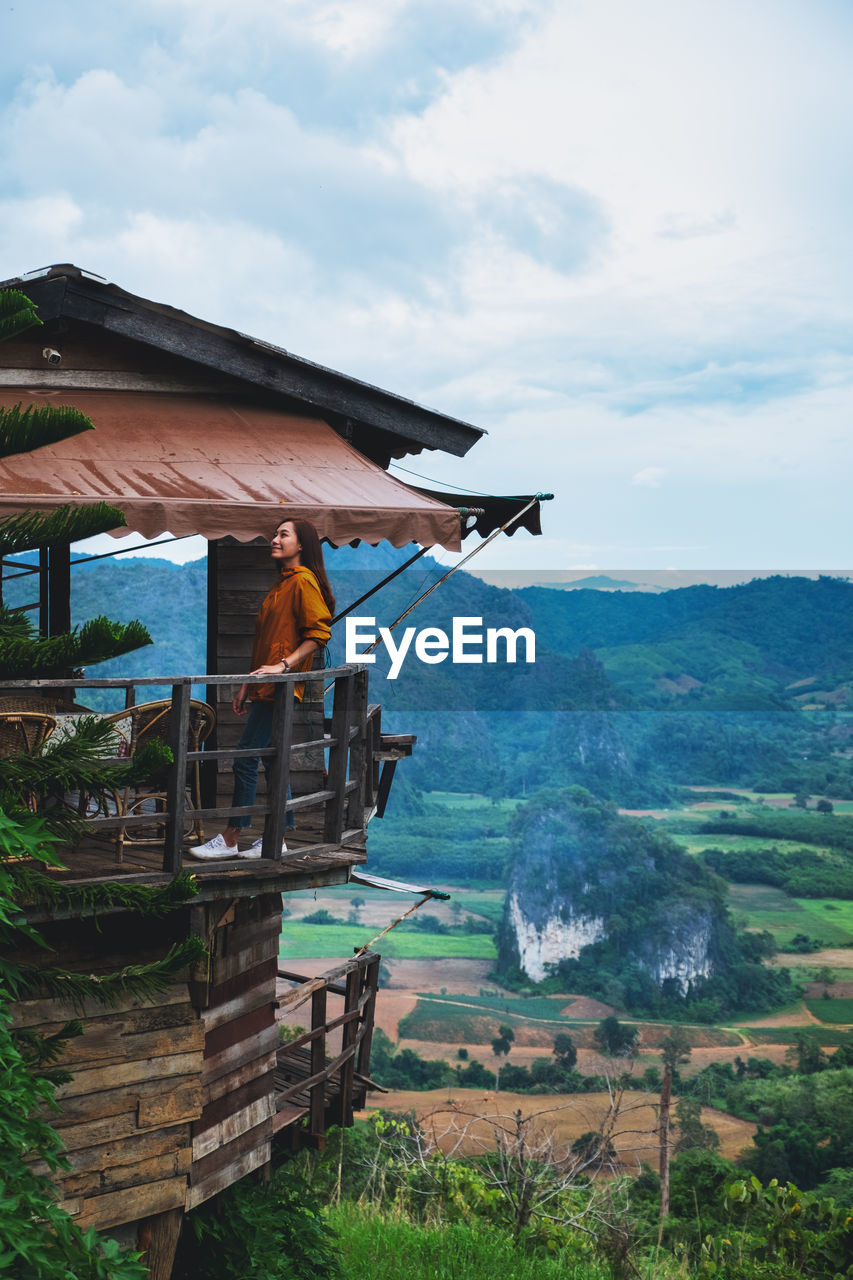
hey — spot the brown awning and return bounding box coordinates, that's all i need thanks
[409,488,545,539]
[0,391,462,550]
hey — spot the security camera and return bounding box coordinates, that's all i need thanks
[42,347,62,365]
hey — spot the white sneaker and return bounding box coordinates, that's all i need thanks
[243,837,288,859]
[187,833,240,860]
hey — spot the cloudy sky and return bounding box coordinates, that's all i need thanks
[2,0,851,572]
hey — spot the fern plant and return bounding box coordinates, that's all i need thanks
[0,286,206,1276]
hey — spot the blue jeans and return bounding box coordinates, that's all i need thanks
[231,700,294,831]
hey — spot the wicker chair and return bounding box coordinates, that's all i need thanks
[0,702,57,812]
[100,699,216,860]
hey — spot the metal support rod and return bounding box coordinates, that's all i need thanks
[364,494,551,654]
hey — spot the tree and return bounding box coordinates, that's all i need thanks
[659,1027,692,1227]
[816,798,834,815]
[552,1031,578,1071]
[491,1023,515,1090]
[0,288,204,1277]
[788,1030,827,1075]
[593,1016,639,1059]
[673,1097,719,1154]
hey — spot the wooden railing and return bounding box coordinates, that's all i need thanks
[274,951,381,1146]
[0,665,412,873]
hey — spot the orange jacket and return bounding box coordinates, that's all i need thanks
[249,566,332,701]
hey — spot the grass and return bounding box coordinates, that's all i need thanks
[742,1026,853,1046]
[724,884,853,946]
[804,997,853,1024]
[328,1203,610,1280]
[676,833,835,857]
[418,993,580,1022]
[279,922,498,961]
[794,897,853,934]
[447,891,506,924]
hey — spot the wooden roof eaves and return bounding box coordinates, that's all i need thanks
[9,270,485,460]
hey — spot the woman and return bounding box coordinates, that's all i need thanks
[189,518,334,859]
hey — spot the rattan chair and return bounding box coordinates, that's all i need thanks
[100,698,216,860]
[0,703,57,812]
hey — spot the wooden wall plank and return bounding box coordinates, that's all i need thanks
[201,1025,279,1089]
[54,1051,203,1100]
[190,1115,272,1184]
[62,1176,188,1232]
[12,1004,201,1068]
[194,1068,274,1135]
[11,986,190,1029]
[192,1097,274,1160]
[201,1050,277,1107]
[50,1074,200,1130]
[186,1147,269,1211]
[203,1003,274,1060]
[55,1147,192,1200]
[29,1121,194,1179]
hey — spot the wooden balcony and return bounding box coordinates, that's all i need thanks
[2,664,413,901]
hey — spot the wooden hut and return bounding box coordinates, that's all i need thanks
[0,265,539,1278]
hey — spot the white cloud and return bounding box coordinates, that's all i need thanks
[632,467,665,489]
[1,0,852,569]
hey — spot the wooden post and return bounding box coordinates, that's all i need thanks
[137,1206,184,1280]
[164,682,191,872]
[310,985,327,1142]
[264,680,293,860]
[324,672,354,844]
[338,967,360,1128]
[357,954,380,1081]
[345,670,369,833]
[659,1062,672,1226]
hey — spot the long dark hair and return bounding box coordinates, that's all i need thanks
[290,518,336,615]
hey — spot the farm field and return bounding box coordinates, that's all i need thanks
[279,791,853,1118]
[361,1088,756,1164]
[279,922,497,961]
[726,884,853,949]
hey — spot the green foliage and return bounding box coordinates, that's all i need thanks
[702,1176,853,1278]
[805,996,853,1023]
[593,1016,639,1058]
[0,606,152,678]
[0,286,203,1277]
[702,842,853,900]
[0,402,94,461]
[369,1028,454,1090]
[328,1202,606,1280]
[553,1032,578,1070]
[173,1162,338,1280]
[0,501,131,557]
[0,817,155,1279]
[0,285,42,341]
[0,1007,148,1278]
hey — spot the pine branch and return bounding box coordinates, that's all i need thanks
[9,936,208,1009]
[4,867,198,918]
[14,1020,84,1068]
[0,615,152,678]
[0,402,95,461]
[0,287,42,342]
[0,725,173,819]
[0,502,128,556]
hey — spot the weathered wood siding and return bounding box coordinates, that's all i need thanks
[187,891,282,1209]
[12,889,285,1232]
[11,910,204,1233]
[209,539,326,836]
